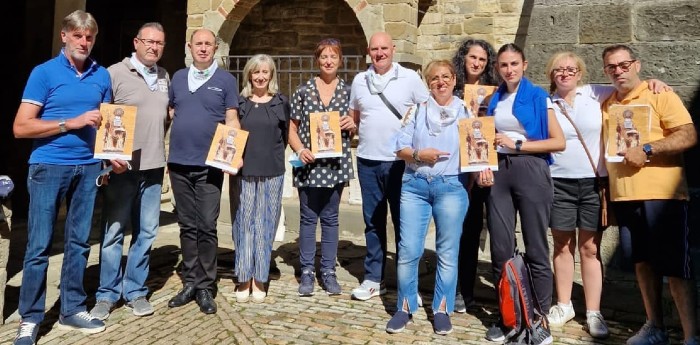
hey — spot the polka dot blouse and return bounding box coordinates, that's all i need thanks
[290,77,354,188]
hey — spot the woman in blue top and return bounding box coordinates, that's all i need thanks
[478,43,565,344]
[385,60,469,336]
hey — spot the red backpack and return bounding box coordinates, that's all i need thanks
[498,250,549,344]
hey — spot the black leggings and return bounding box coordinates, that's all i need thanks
[486,154,553,311]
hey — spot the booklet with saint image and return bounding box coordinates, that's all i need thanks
[463,85,496,117]
[205,123,249,174]
[459,117,498,172]
[605,104,651,163]
[94,103,137,160]
[309,111,343,159]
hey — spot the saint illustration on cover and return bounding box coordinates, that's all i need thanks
[205,123,249,174]
[459,117,498,172]
[214,128,238,164]
[94,103,137,160]
[463,85,496,117]
[606,104,651,162]
[309,111,342,158]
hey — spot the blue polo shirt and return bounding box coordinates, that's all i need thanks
[22,50,112,165]
[168,68,239,167]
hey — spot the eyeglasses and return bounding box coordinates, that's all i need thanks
[604,60,636,74]
[137,38,166,47]
[429,73,454,84]
[553,67,579,76]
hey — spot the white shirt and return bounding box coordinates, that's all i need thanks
[350,64,429,161]
[493,90,554,154]
[550,84,614,178]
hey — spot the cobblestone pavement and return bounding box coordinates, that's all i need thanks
[0,203,688,344]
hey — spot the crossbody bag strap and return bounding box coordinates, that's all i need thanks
[377,91,402,120]
[554,100,599,178]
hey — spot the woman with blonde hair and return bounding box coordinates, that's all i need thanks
[230,54,290,303]
[386,60,469,336]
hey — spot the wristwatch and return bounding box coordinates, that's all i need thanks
[58,119,67,133]
[642,143,653,158]
[515,140,523,152]
[412,149,422,163]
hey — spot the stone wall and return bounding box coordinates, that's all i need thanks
[524,0,700,106]
[416,0,527,63]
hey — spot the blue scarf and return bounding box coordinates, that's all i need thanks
[486,76,553,164]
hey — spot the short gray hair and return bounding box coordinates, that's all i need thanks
[62,10,98,35]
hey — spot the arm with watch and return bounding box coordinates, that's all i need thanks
[493,109,566,153]
[13,102,103,139]
[396,147,450,166]
[621,123,697,168]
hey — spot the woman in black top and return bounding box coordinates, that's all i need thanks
[231,54,290,304]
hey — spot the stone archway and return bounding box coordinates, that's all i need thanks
[227,0,368,56]
[185,0,421,64]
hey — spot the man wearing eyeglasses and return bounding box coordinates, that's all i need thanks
[89,22,170,322]
[601,44,698,345]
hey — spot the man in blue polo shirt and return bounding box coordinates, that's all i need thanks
[11,10,126,345]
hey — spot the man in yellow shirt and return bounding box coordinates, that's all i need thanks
[602,44,698,345]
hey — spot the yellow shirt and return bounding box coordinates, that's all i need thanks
[602,81,692,201]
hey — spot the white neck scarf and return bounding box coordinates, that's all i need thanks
[188,62,218,93]
[130,53,158,91]
[366,63,398,94]
[426,96,460,136]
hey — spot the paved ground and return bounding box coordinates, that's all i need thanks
[0,200,690,344]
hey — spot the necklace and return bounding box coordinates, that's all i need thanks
[254,103,259,108]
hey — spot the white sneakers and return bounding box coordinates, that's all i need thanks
[547,303,575,327]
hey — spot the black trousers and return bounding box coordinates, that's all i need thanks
[168,163,223,291]
[458,185,489,302]
[486,155,553,311]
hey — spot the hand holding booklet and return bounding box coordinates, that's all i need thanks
[94,103,137,160]
[309,111,343,159]
[605,104,651,163]
[205,123,249,174]
[459,117,498,172]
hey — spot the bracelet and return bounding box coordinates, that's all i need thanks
[296,148,308,155]
[412,149,422,163]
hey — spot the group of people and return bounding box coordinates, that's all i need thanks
[10,9,698,345]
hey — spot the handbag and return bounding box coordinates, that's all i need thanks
[555,101,615,228]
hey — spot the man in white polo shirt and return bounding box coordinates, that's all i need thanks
[349,32,429,300]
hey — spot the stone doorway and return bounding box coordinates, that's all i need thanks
[224,0,369,93]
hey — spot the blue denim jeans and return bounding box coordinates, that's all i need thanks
[357,158,404,283]
[298,185,344,273]
[19,162,101,323]
[396,173,468,314]
[96,168,164,303]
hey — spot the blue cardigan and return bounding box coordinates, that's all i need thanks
[486,77,553,164]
